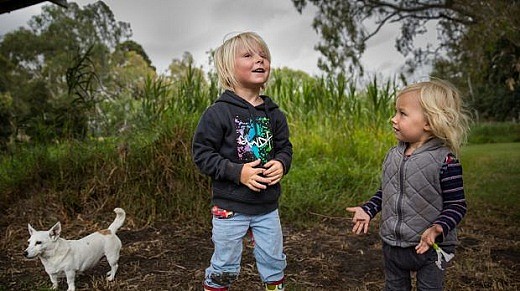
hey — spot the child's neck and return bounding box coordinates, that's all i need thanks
[405,144,420,156]
[405,137,433,155]
[234,87,262,106]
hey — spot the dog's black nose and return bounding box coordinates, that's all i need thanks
[23,251,28,257]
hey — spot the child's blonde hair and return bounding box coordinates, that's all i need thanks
[214,32,271,91]
[397,78,471,156]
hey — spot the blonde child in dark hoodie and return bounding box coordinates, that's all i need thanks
[192,32,292,291]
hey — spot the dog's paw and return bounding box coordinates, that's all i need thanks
[106,271,115,281]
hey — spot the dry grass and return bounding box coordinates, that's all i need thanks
[1,195,519,290]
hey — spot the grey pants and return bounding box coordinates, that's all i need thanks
[382,242,454,291]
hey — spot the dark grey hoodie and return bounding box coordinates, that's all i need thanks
[192,90,292,215]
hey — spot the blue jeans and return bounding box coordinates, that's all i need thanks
[204,209,286,289]
[382,242,454,291]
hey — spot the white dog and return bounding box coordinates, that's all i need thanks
[24,208,126,291]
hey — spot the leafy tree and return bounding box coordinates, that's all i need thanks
[292,0,519,120]
[1,1,131,88]
[0,1,162,142]
[109,45,156,97]
[0,92,13,150]
[168,52,206,83]
[116,40,154,70]
[100,46,157,135]
[291,0,516,73]
[430,2,520,120]
[0,55,15,148]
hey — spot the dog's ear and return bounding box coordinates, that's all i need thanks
[49,222,61,241]
[28,224,35,235]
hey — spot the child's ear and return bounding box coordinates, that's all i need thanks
[423,120,432,132]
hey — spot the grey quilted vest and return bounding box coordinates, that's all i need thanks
[380,138,458,247]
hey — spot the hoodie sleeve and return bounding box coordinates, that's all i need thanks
[272,109,293,174]
[192,106,243,184]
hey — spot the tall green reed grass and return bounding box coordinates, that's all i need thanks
[1,67,399,226]
[266,71,396,222]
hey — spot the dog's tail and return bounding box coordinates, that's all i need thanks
[108,208,126,234]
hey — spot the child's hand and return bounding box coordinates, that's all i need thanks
[346,207,371,234]
[240,159,270,192]
[415,224,443,254]
[263,160,284,185]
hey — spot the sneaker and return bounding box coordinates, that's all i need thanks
[265,282,284,291]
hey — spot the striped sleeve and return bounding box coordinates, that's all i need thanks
[362,188,383,219]
[434,153,467,240]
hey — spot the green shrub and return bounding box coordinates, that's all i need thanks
[468,122,520,144]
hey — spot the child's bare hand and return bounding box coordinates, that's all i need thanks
[346,207,371,234]
[415,224,443,254]
[263,160,284,185]
[240,159,270,192]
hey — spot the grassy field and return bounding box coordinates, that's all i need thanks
[462,142,520,217]
[441,142,520,290]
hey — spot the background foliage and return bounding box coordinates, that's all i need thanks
[292,0,520,121]
[0,1,519,226]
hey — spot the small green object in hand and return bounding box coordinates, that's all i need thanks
[432,243,455,270]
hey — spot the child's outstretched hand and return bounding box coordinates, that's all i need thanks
[346,207,371,234]
[415,224,443,254]
[263,160,284,185]
[240,159,270,192]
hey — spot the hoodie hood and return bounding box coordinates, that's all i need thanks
[215,90,279,111]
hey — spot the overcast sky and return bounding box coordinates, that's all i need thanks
[0,0,434,79]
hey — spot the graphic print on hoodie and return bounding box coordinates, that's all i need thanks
[235,116,273,164]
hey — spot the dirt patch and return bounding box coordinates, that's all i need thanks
[1,201,519,290]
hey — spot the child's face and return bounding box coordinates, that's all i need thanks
[391,91,431,148]
[233,44,270,91]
